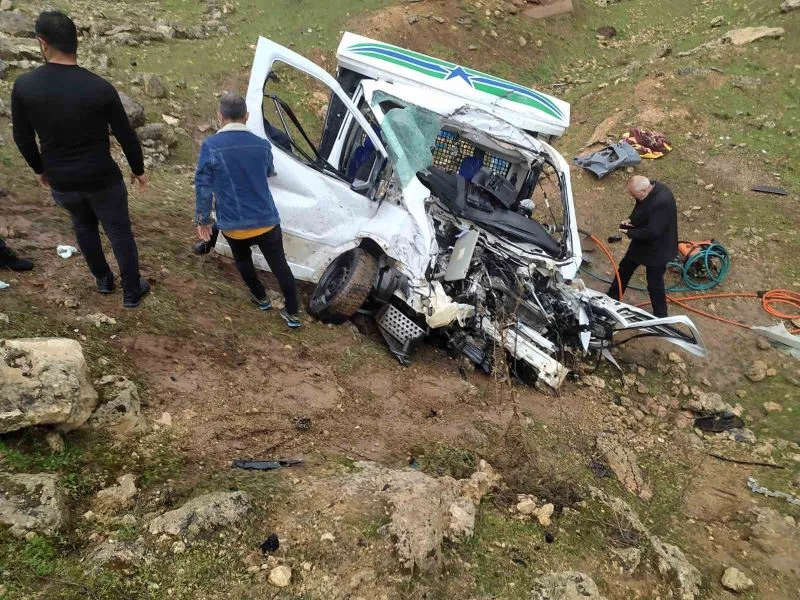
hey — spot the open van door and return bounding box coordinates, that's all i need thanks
[214,37,390,281]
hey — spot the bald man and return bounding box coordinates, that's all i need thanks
[607,176,678,318]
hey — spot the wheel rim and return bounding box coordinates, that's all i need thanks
[317,263,351,305]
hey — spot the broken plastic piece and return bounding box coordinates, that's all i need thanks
[694,412,744,433]
[573,142,642,179]
[231,458,304,471]
[56,245,79,259]
[747,477,800,506]
[260,532,280,555]
[0,281,9,290]
[751,184,788,196]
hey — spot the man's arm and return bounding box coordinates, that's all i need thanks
[108,87,145,179]
[626,202,669,241]
[194,141,215,225]
[11,82,44,175]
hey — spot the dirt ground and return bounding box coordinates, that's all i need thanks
[1,0,799,599]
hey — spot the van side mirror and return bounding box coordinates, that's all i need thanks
[351,156,387,198]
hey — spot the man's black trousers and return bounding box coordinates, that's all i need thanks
[51,180,141,297]
[607,255,669,318]
[223,226,299,315]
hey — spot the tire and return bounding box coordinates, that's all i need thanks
[309,248,379,324]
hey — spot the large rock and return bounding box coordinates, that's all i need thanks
[723,26,785,46]
[117,92,145,128]
[596,433,652,500]
[147,491,251,536]
[782,0,800,13]
[0,472,69,536]
[0,338,98,433]
[721,567,754,592]
[88,376,147,436]
[135,123,177,147]
[532,571,607,600]
[368,459,500,572]
[87,538,146,571]
[0,12,33,38]
[0,36,38,61]
[143,73,167,98]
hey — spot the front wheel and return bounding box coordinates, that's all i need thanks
[309,248,378,324]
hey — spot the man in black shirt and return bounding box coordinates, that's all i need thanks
[11,10,150,307]
[607,176,678,318]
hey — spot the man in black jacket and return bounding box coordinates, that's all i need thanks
[11,10,150,307]
[607,176,678,318]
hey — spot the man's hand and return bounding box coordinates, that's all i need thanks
[130,173,149,190]
[197,224,214,242]
[36,173,50,190]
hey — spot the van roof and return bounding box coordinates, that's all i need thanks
[336,32,570,138]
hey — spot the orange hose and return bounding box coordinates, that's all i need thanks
[589,234,623,300]
[590,235,800,334]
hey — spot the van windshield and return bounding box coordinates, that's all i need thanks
[372,91,440,187]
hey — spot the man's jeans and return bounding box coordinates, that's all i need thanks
[51,180,141,297]
[223,226,299,315]
[607,255,669,318]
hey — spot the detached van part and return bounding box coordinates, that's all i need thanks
[213,33,706,388]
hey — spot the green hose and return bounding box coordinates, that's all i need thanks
[581,241,730,293]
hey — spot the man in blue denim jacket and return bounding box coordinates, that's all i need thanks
[194,93,301,327]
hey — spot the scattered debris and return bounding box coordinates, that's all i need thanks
[0,472,69,537]
[573,142,641,178]
[260,532,279,555]
[56,244,78,258]
[747,477,800,506]
[751,184,788,196]
[721,566,754,592]
[694,412,744,433]
[231,458,304,471]
[0,281,8,290]
[622,128,672,159]
[0,338,98,434]
[147,491,252,536]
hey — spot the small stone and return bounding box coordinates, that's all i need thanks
[766,368,777,377]
[636,383,649,395]
[143,73,168,98]
[518,36,527,47]
[735,389,747,399]
[756,338,771,350]
[268,565,291,587]
[745,360,768,382]
[320,532,335,542]
[155,412,173,427]
[45,432,65,453]
[534,503,554,527]
[710,16,724,28]
[668,352,682,364]
[721,566,753,592]
[516,497,537,515]
[763,401,783,413]
[120,513,137,527]
[0,0,13,11]
[171,540,186,554]
[782,0,800,13]
[704,183,715,191]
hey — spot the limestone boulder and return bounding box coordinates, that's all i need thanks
[88,376,147,436]
[0,338,98,433]
[0,472,69,536]
[147,491,251,536]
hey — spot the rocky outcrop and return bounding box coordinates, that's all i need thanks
[118,92,145,128]
[589,488,701,600]
[0,12,34,38]
[147,491,251,537]
[88,376,147,436]
[532,571,607,600]
[353,460,500,573]
[0,472,69,536]
[87,538,147,570]
[596,433,652,500]
[0,338,98,433]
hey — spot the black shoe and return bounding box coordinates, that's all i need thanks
[123,279,151,308]
[95,272,115,294]
[192,226,219,255]
[0,245,33,271]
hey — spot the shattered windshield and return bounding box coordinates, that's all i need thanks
[372,91,440,187]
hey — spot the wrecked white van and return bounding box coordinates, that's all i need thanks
[215,33,706,388]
